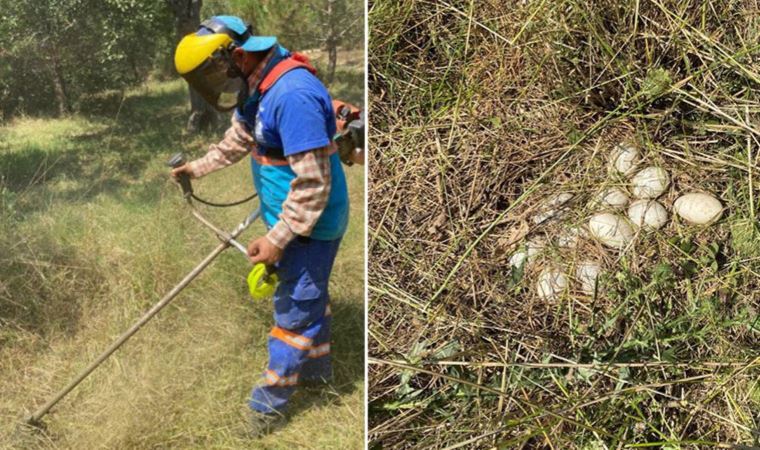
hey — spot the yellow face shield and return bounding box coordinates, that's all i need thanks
[174,33,246,112]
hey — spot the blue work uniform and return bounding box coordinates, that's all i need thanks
[236,63,349,414]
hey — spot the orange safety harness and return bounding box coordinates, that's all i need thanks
[258,53,363,152]
[258,52,317,94]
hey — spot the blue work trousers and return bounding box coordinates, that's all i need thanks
[249,236,341,414]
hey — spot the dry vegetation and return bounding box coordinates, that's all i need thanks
[369,0,760,448]
[1,48,365,449]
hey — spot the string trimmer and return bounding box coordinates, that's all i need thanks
[22,153,276,428]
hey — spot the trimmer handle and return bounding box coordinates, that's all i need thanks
[167,152,193,198]
[347,111,365,149]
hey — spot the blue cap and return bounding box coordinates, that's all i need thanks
[200,15,277,52]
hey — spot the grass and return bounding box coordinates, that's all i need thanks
[368,0,759,448]
[0,49,365,449]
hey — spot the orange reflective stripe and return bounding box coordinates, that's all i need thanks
[270,326,313,350]
[307,343,330,359]
[265,370,298,387]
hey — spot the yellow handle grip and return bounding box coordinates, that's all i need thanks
[247,263,279,300]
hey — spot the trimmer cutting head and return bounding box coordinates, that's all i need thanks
[23,415,36,425]
[11,415,48,447]
[22,413,46,430]
[20,177,263,430]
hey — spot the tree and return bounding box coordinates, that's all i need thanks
[306,0,363,84]
[204,0,363,83]
[167,0,219,133]
[322,0,340,83]
[0,0,172,119]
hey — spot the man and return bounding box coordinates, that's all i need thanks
[171,15,349,436]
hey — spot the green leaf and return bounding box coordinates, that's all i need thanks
[431,340,460,360]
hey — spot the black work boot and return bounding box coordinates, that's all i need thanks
[246,409,287,438]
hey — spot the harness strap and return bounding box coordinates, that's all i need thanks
[252,145,339,167]
[252,53,317,162]
[258,52,316,94]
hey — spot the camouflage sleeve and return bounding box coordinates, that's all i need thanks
[265,146,332,249]
[187,116,255,178]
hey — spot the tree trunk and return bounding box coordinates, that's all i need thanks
[325,0,338,84]
[187,88,218,133]
[167,0,218,133]
[326,42,338,85]
[50,51,70,116]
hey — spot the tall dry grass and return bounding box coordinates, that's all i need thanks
[1,49,365,449]
[369,0,760,448]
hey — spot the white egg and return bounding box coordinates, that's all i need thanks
[557,226,582,248]
[533,193,573,224]
[627,199,668,230]
[631,166,670,199]
[610,143,640,175]
[673,192,723,225]
[532,210,557,224]
[588,213,634,249]
[510,238,547,269]
[509,250,527,269]
[576,261,602,295]
[537,268,568,300]
[547,192,574,207]
[596,187,630,209]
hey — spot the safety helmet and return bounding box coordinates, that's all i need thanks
[174,16,277,111]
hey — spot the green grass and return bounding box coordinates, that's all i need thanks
[368,0,759,448]
[0,72,365,448]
